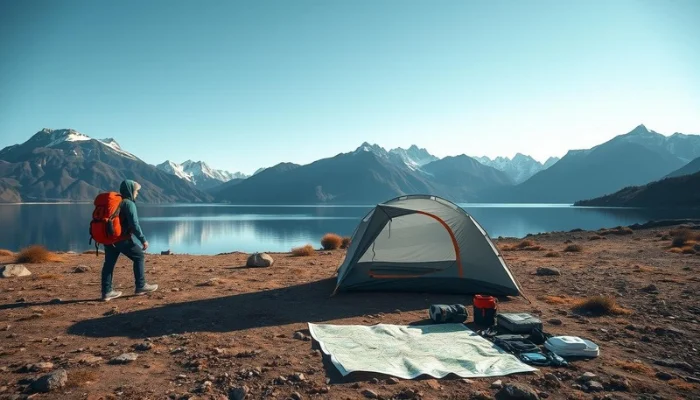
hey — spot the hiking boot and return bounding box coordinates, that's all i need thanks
[102,290,123,302]
[135,283,158,295]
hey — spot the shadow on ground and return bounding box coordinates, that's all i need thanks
[68,278,516,339]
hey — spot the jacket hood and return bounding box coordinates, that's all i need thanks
[119,180,139,201]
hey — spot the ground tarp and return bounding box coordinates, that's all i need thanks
[308,323,537,379]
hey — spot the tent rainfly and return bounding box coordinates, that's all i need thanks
[333,195,524,297]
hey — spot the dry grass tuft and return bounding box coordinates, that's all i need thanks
[15,245,63,263]
[35,273,64,280]
[66,369,99,388]
[341,236,351,249]
[572,296,632,316]
[539,295,576,305]
[588,235,602,241]
[291,244,315,257]
[616,360,654,375]
[668,247,684,254]
[670,229,700,248]
[516,240,535,249]
[667,379,696,391]
[564,244,583,252]
[320,233,343,250]
[0,249,14,257]
[544,252,561,258]
[633,265,656,273]
[599,226,634,236]
[502,240,543,251]
[681,246,697,255]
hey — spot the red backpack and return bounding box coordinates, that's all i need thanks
[89,192,125,254]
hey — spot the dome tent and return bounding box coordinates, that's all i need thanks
[333,195,524,297]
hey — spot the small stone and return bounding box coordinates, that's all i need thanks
[0,264,31,278]
[536,267,561,276]
[49,298,62,304]
[30,369,67,393]
[495,383,539,400]
[470,391,494,400]
[290,392,303,400]
[547,319,563,326]
[641,284,659,293]
[578,372,596,382]
[491,380,503,389]
[361,389,378,399]
[292,372,305,382]
[27,362,54,372]
[655,371,674,380]
[229,385,249,400]
[586,381,604,392]
[387,377,400,384]
[73,265,91,273]
[109,353,138,364]
[134,342,153,351]
[246,252,274,268]
[293,331,309,341]
[544,373,561,387]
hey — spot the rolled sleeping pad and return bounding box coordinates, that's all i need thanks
[429,304,468,323]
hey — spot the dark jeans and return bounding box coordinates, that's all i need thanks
[101,238,145,295]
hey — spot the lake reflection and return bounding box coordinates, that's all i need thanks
[0,203,698,254]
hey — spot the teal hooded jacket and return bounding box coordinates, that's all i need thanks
[118,180,147,244]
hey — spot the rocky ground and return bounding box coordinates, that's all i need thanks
[1,224,699,400]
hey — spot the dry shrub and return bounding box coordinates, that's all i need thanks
[670,229,700,248]
[35,273,63,280]
[588,235,602,241]
[539,295,576,305]
[66,369,98,388]
[600,226,634,236]
[667,379,696,391]
[564,244,583,252]
[15,245,63,263]
[544,252,561,258]
[668,247,684,254]
[516,240,535,249]
[341,236,351,249]
[572,296,631,316]
[320,233,343,250]
[522,245,544,251]
[616,360,654,375]
[291,244,315,257]
[0,249,14,257]
[681,246,697,255]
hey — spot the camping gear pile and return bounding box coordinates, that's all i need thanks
[428,294,599,367]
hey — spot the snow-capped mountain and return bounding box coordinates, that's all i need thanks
[156,159,249,190]
[389,145,439,170]
[474,153,557,184]
[0,128,211,203]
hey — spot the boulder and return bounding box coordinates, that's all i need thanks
[30,369,67,393]
[0,264,31,278]
[246,252,274,268]
[495,383,539,400]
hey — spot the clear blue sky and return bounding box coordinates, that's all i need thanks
[1,0,699,175]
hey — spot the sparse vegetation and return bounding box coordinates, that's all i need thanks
[0,249,14,256]
[539,295,576,305]
[14,245,63,263]
[599,226,634,236]
[670,228,700,248]
[291,244,315,257]
[571,296,631,316]
[320,233,343,250]
[544,252,561,258]
[681,246,696,255]
[588,235,602,241]
[668,247,684,254]
[502,240,544,251]
[341,236,351,249]
[66,369,98,388]
[616,360,654,375]
[564,244,583,252]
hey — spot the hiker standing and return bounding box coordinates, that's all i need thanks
[100,179,158,301]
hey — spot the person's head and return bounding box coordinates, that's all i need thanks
[119,180,142,201]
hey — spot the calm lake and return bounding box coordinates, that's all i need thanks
[1,203,699,255]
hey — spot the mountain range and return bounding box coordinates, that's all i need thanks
[1,125,699,206]
[0,129,211,203]
[156,160,248,190]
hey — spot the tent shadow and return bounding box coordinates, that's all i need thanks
[68,278,480,339]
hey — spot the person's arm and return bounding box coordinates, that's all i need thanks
[123,201,147,245]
